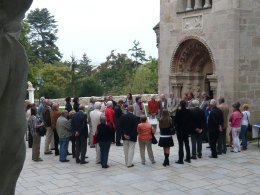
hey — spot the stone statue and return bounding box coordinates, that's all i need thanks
[27,81,33,89]
[0,0,33,194]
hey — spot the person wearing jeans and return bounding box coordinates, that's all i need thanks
[97,114,114,168]
[56,111,72,162]
[241,104,250,150]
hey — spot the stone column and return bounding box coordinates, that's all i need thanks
[194,0,202,9]
[27,83,35,103]
[204,0,211,8]
[186,0,193,11]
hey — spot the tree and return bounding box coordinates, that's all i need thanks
[78,77,104,97]
[128,40,147,69]
[78,53,93,76]
[27,8,62,64]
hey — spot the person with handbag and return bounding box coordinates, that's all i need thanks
[241,104,251,150]
[158,109,174,166]
[29,107,44,162]
[137,115,156,165]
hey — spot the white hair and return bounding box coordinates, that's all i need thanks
[210,99,217,107]
[106,101,113,107]
[94,102,101,109]
[192,99,200,107]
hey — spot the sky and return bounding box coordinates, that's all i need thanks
[28,0,160,65]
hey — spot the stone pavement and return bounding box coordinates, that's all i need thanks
[16,133,260,195]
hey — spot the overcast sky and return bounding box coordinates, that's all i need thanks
[28,0,160,64]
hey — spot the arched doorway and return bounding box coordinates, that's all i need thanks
[170,38,217,99]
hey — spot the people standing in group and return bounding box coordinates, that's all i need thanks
[190,100,205,159]
[133,96,145,118]
[29,107,44,162]
[50,103,61,156]
[199,92,210,111]
[114,99,124,146]
[158,109,174,166]
[137,115,156,165]
[43,99,54,155]
[207,99,224,158]
[158,94,167,117]
[240,104,250,151]
[90,102,103,164]
[71,105,88,164]
[65,97,72,112]
[56,111,72,162]
[121,105,139,168]
[187,92,195,109]
[124,93,134,109]
[175,101,191,164]
[73,97,80,112]
[229,102,242,153]
[217,97,229,155]
[97,114,114,168]
[88,97,96,148]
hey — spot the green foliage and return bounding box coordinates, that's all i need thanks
[27,8,62,64]
[78,77,104,97]
[128,40,147,69]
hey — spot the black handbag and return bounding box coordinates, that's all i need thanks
[151,134,158,144]
[36,126,46,136]
[245,113,252,132]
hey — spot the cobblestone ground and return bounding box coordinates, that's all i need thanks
[16,132,260,195]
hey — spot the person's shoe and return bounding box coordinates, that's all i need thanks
[67,152,72,155]
[198,155,202,158]
[222,151,226,154]
[127,164,134,168]
[90,145,95,148]
[151,160,156,164]
[190,156,197,160]
[102,165,110,168]
[76,159,80,163]
[206,146,211,149]
[80,161,89,164]
[184,159,191,163]
[217,152,222,155]
[175,160,184,164]
[96,162,101,164]
[55,152,59,156]
[51,148,55,150]
[116,143,123,146]
[35,158,43,162]
[208,155,218,158]
[60,159,70,162]
[44,151,53,155]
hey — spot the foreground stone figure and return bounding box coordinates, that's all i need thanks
[0,0,32,194]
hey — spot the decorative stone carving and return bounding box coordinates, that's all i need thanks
[183,15,203,31]
[0,0,33,194]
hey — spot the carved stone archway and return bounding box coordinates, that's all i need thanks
[169,38,217,99]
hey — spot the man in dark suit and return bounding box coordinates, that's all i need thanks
[207,99,224,158]
[71,105,89,164]
[120,105,139,167]
[190,100,205,159]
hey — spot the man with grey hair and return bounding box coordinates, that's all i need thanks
[88,96,96,148]
[90,102,103,163]
[207,99,224,158]
[167,93,179,118]
[43,99,54,155]
[190,99,205,159]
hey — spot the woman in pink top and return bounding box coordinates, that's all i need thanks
[229,102,242,153]
[137,115,156,165]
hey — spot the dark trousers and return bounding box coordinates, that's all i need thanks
[191,133,202,157]
[217,128,227,154]
[70,135,76,158]
[28,127,33,148]
[209,130,219,157]
[177,134,191,162]
[53,128,59,155]
[75,136,87,162]
[116,127,122,144]
[99,142,111,166]
[59,137,69,161]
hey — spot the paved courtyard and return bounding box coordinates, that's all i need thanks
[16,133,260,195]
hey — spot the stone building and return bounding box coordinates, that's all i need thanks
[154,0,260,123]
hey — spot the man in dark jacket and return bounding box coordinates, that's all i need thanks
[207,99,224,158]
[114,99,124,146]
[190,100,205,159]
[43,99,53,155]
[71,105,88,164]
[175,100,192,164]
[120,105,139,167]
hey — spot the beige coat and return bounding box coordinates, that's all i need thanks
[218,103,229,129]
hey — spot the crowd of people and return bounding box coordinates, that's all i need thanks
[25,92,251,168]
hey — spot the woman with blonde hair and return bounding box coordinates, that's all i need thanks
[158,109,174,166]
[241,104,250,150]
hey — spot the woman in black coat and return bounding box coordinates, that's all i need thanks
[175,100,192,164]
